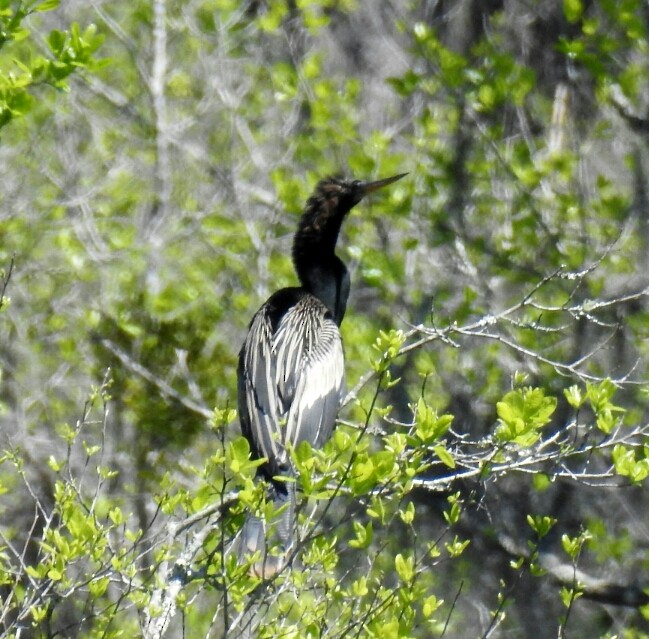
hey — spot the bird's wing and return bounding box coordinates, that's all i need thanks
[239,307,286,469]
[276,297,346,450]
[239,295,345,473]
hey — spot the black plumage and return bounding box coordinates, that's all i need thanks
[237,173,406,577]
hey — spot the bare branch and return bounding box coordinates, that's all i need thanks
[146,0,172,236]
[142,494,238,639]
[98,338,213,419]
[343,265,648,408]
[498,532,649,610]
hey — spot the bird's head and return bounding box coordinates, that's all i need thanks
[298,172,407,241]
[293,172,407,319]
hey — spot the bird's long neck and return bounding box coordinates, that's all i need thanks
[292,218,350,326]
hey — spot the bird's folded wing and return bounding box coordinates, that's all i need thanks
[284,318,345,449]
[241,308,284,466]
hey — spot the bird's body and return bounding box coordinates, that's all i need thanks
[238,288,345,475]
[237,173,406,577]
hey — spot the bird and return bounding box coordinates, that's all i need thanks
[237,172,407,578]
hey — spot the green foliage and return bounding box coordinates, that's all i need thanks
[562,530,592,562]
[586,517,633,562]
[1,0,649,637]
[0,2,104,129]
[443,492,462,525]
[0,382,141,635]
[612,443,649,483]
[495,387,557,447]
[586,378,625,434]
[527,514,557,539]
[444,535,470,558]
[563,0,585,23]
[414,397,453,444]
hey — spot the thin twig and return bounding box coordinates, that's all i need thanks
[0,254,15,311]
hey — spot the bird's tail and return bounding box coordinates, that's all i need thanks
[240,480,295,579]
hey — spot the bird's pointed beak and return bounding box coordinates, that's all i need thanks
[359,172,408,195]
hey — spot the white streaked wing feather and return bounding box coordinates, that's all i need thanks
[284,310,345,449]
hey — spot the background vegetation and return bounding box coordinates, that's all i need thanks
[1,0,649,637]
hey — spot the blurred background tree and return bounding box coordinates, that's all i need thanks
[1,0,649,637]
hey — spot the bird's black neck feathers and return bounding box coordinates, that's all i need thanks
[292,177,360,326]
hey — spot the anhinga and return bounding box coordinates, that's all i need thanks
[237,172,407,577]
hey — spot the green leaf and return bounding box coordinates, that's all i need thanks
[211,406,237,429]
[596,409,617,434]
[443,492,462,525]
[10,91,35,116]
[26,564,46,579]
[422,595,442,618]
[560,586,583,607]
[532,473,552,492]
[399,501,415,525]
[348,520,373,549]
[394,553,414,583]
[415,398,453,443]
[350,455,377,495]
[478,83,496,110]
[47,567,62,581]
[563,0,584,23]
[33,0,60,12]
[89,576,109,597]
[561,533,579,558]
[434,444,455,468]
[48,29,66,54]
[366,495,387,523]
[29,605,48,624]
[47,455,62,472]
[563,385,584,409]
[387,69,421,97]
[108,507,123,525]
[227,437,264,477]
[561,530,591,560]
[257,0,288,31]
[351,576,368,597]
